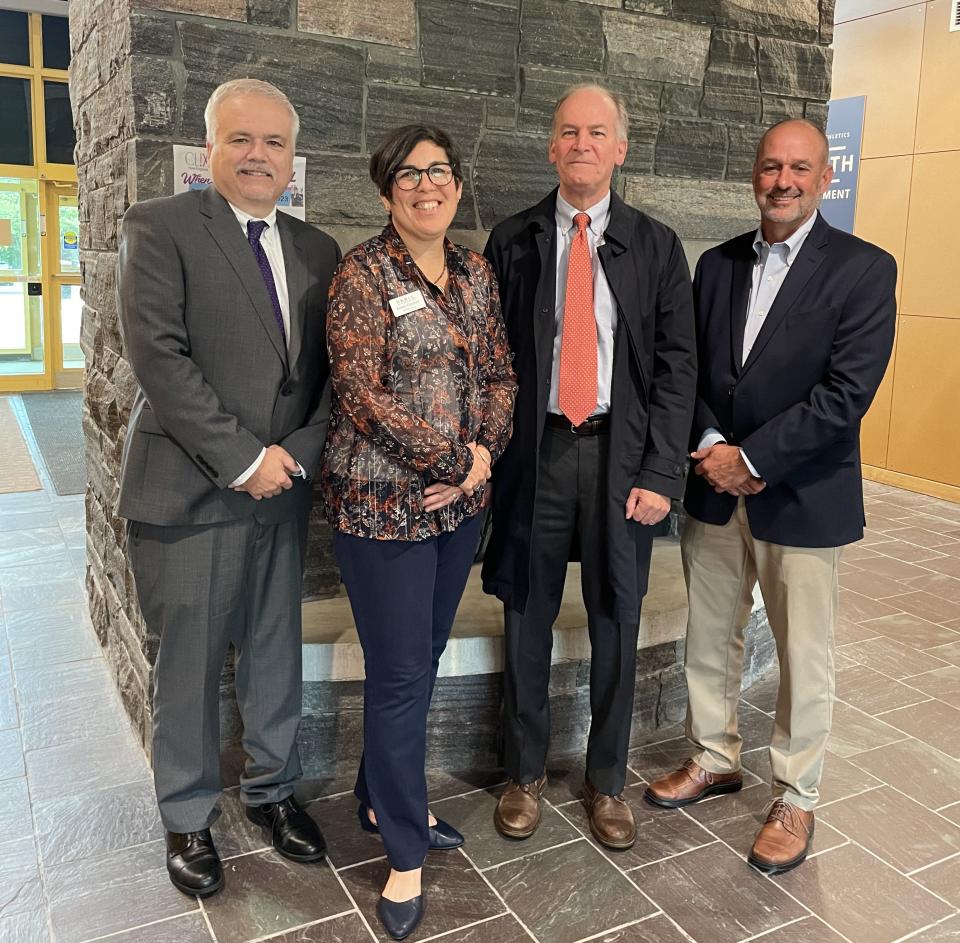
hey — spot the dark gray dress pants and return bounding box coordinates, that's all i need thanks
[128,513,307,832]
[503,423,641,795]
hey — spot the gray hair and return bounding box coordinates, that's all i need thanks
[204,79,300,145]
[551,83,630,142]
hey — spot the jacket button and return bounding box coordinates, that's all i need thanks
[727,386,735,397]
[540,307,549,315]
[281,382,294,396]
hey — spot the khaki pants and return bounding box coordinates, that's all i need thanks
[681,500,840,810]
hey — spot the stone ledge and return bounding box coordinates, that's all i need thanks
[300,540,764,682]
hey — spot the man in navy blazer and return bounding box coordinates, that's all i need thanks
[645,119,896,875]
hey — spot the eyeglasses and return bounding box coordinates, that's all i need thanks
[392,163,455,190]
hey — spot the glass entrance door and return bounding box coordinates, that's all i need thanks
[50,182,82,388]
[0,176,45,389]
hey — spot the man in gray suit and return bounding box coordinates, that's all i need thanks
[117,79,340,897]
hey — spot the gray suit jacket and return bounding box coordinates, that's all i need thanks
[116,186,340,527]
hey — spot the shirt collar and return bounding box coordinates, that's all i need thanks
[229,201,279,233]
[556,191,611,238]
[752,210,818,265]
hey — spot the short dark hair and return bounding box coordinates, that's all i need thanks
[369,125,464,199]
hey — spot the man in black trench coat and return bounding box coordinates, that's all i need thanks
[483,83,697,849]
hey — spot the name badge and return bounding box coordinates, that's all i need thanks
[389,290,427,316]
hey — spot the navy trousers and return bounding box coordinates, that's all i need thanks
[333,513,482,871]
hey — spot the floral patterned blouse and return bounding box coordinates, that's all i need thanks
[321,224,517,541]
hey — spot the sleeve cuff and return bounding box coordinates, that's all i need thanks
[229,447,266,487]
[698,428,727,451]
[739,449,760,478]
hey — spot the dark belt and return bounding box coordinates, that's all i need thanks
[544,412,610,436]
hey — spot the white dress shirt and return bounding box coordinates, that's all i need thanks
[226,202,302,487]
[549,191,617,416]
[699,211,819,478]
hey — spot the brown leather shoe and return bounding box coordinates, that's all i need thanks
[582,779,636,849]
[748,799,815,874]
[494,774,547,839]
[644,759,742,808]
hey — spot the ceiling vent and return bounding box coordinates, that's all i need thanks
[952,0,960,31]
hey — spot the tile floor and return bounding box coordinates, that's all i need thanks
[1,395,959,942]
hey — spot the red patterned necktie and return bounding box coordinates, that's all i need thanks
[558,212,598,426]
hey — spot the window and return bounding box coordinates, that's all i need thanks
[0,11,30,67]
[0,78,33,166]
[41,16,70,70]
[44,82,75,165]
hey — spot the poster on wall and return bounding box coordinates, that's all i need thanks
[172,145,306,220]
[820,96,866,234]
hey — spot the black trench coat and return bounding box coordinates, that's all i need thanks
[481,188,697,624]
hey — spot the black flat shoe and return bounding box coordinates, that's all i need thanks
[246,796,326,862]
[377,893,425,941]
[358,804,464,851]
[165,829,224,898]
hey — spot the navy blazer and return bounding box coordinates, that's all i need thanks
[684,212,896,548]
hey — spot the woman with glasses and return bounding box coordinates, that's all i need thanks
[321,125,516,940]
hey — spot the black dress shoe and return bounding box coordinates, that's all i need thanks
[165,829,223,898]
[245,796,326,862]
[377,893,425,941]
[358,804,464,851]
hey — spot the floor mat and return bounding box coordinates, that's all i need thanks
[20,391,85,495]
[0,397,42,493]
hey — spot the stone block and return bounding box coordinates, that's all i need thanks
[622,117,659,175]
[130,56,180,136]
[137,0,245,20]
[758,37,832,101]
[474,131,555,229]
[303,154,384,230]
[179,23,364,153]
[705,29,759,92]
[672,0,820,43]
[805,100,828,129]
[701,88,762,124]
[661,83,702,117]
[304,512,342,600]
[624,175,757,241]
[298,0,415,48]
[655,117,727,179]
[366,45,421,87]
[519,66,601,134]
[604,11,710,86]
[520,0,604,73]
[820,0,836,44]
[247,0,290,28]
[129,13,176,56]
[420,0,519,97]
[134,138,176,202]
[74,63,134,166]
[625,0,671,13]
[762,95,805,124]
[726,123,766,181]
[365,83,485,162]
[485,97,517,131]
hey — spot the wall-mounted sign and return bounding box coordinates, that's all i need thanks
[171,145,306,221]
[820,96,866,234]
[62,229,78,251]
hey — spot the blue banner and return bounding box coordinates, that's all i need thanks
[821,96,866,233]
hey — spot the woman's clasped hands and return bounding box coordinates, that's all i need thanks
[422,442,491,512]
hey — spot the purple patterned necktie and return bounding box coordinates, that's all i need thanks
[246,220,287,347]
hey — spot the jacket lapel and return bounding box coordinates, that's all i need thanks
[526,191,558,429]
[598,191,639,339]
[739,214,829,379]
[277,212,307,372]
[730,239,754,374]
[200,187,288,367]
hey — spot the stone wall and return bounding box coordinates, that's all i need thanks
[72,0,834,750]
